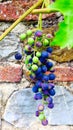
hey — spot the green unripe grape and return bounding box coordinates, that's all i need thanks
[26,55,31,61]
[26,30,32,36]
[20,33,27,41]
[28,38,34,45]
[36,52,41,57]
[43,39,49,46]
[31,64,38,71]
[39,114,45,121]
[25,59,29,65]
[33,56,39,63]
[38,88,42,92]
[24,45,29,51]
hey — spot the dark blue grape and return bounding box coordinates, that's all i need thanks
[41,65,47,73]
[49,89,56,96]
[41,51,49,58]
[35,67,42,75]
[46,62,53,69]
[35,81,42,88]
[39,57,47,63]
[43,75,49,81]
[32,85,38,93]
[48,73,56,80]
[15,53,22,60]
[46,47,53,53]
[43,90,49,95]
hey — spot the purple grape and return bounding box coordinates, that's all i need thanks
[46,97,53,103]
[46,34,53,39]
[48,83,55,89]
[36,42,42,47]
[35,30,42,37]
[42,119,48,126]
[15,52,22,60]
[48,103,54,109]
[43,90,49,95]
[42,83,48,90]
[34,92,42,100]
[35,111,39,117]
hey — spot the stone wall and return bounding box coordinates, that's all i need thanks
[0,5,73,129]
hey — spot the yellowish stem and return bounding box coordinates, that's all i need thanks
[32,8,57,14]
[0,0,43,41]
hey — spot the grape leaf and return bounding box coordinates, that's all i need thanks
[48,0,73,48]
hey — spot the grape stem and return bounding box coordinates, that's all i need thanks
[0,0,43,41]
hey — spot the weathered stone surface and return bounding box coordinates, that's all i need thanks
[0,32,21,61]
[3,87,73,128]
[0,62,22,82]
[2,120,73,130]
[50,48,73,62]
[0,83,18,105]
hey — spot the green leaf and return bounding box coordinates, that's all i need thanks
[48,0,73,48]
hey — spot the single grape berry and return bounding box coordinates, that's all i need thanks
[43,75,49,81]
[20,33,27,41]
[35,30,42,37]
[46,62,53,69]
[35,111,39,117]
[38,104,44,111]
[32,85,38,93]
[39,113,45,121]
[41,51,48,58]
[26,30,32,36]
[35,67,42,75]
[46,33,53,39]
[33,56,39,63]
[34,92,42,100]
[49,89,56,96]
[48,73,56,80]
[46,97,53,103]
[36,52,41,57]
[41,65,47,73]
[42,119,48,126]
[42,83,48,90]
[32,64,38,71]
[24,45,32,52]
[43,39,49,46]
[15,53,22,60]
[36,42,42,47]
[48,103,54,109]
[28,38,34,45]
[46,47,53,53]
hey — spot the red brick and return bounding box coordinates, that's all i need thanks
[0,63,22,83]
[46,66,73,82]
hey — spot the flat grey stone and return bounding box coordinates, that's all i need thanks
[3,86,73,128]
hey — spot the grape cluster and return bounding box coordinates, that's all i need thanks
[15,29,56,126]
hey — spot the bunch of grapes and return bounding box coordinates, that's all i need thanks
[15,29,56,126]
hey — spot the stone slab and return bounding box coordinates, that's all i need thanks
[3,86,73,128]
